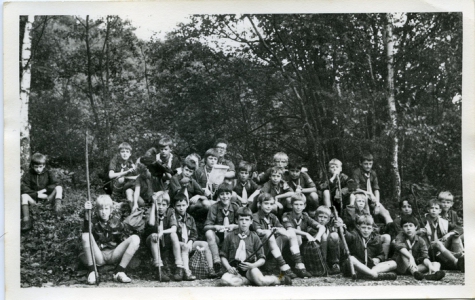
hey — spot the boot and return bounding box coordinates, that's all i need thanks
[173,267,184,281]
[376,272,397,281]
[183,269,196,281]
[424,271,445,281]
[54,199,63,215]
[21,205,32,231]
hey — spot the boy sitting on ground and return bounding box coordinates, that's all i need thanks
[145,192,186,282]
[391,215,445,281]
[173,193,218,280]
[108,142,137,207]
[438,191,463,240]
[343,215,398,281]
[21,153,64,231]
[80,195,140,284]
[253,152,289,184]
[204,183,240,274]
[281,194,325,278]
[218,207,292,287]
[193,148,221,199]
[255,167,294,216]
[252,192,297,279]
[233,161,260,208]
[287,161,319,216]
[419,199,464,272]
[322,159,351,210]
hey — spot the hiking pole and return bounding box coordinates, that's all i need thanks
[85,129,99,286]
[336,173,344,214]
[229,227,277,269]
[331,206,356,281]
[153,194,162,281]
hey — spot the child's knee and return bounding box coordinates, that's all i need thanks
[201,200,211,209]
[381,234,391,243]
[21,194,31,205]
[55,186,63,193]
[81,232,91,244]
[205,230,216,241]
[433,262,441,270]
[180,242,189,252]
[130,234,140,246]
[329,232,339,242]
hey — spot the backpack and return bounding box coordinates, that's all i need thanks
[302,241,329,277]
[123,208,146,235]
[189,246,209,279]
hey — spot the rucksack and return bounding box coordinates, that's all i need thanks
[302,241,329,277]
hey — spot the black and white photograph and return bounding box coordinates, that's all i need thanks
[5,0,475,299]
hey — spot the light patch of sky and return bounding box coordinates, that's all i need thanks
[123,13,192,41]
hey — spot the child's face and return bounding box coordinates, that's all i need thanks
[357,223,373,238]
[219,191,232,206]
[174,200,188,216]
[206,155,218,167]
[292,200,306,215]
[428,204,441,219]
[329,164,341,174]
[402,223,417,237]
[238,216,252,231]
[33,163,46,174]
[159,145,171,158]
[401,200,413,216]
[182,166,194,178]
[216,143,227,158]
[439,199,453,212]
[317,213,330,226]
[274,159,288,168]
[289,168,301,180]
[360,160,373,173]
[239,170,250,181]
[355,195,366,210]
[261,199,275,214]
[270,173,282,185]
[157,199,169,215]
[98,205,112,221]
[120,149,131,161]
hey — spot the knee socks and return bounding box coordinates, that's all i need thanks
[209,242,220,263]
[22,205,30,221]
[119,241,139,268]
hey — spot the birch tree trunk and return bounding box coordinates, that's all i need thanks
[20,15,34,174]
[384,13,401,201]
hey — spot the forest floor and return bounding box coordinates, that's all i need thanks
[20,184,465,288]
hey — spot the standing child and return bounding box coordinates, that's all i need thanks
[419,200,464,272]
[281,194,325,278]
[287,161,319,215]
[311,206,341,275]
[258,167,294,215]
[80,195,140,284]
[145,192,186,282]
[108,142,137,206]
[322,159,351,210]
[391,215,445,281]
[343,215,398,281]
[21,153,64,230]
[173,193,218,279]
[233,161,260,208]
[252,193,297,278]
[219,207,292,286]
[253,152,289,184]
[204,183,240,274]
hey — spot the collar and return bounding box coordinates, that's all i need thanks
[290,211,303,220]
[218,201,234,211]
[258,210,271,219]
[236,229,250,236]
[177,213,187,222]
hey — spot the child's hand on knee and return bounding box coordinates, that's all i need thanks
[84,201,92,210]
[227,266,238,275]
[152,233,160,242]
[239,262,253,271]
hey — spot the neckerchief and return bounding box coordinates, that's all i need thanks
[158,214,165,247]
[223,209,230,238]
[263,215,271,230]
[362,236,370,265]
[178,215,189,244]
[406,238,416,255]
[295,216,303,244]
[364,172,372,195]
[235,233,248,262]
[156,153,173,169]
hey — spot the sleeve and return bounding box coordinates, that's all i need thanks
[219,234,231,259]
[225,160,235,172]
[189,217,198,242]
[448,221,463,236]
[281,213,293,229]
[82,213,90,233]
[391,233,408,252]
[375,236,385,261]
[340,173,349,188]
[352,169,363,190]
[20,173,37,200]
[260,182,271,194]
[344,230,356,251]
[304,213,321,230]
[191,180,205,196]
[272,215,283,228]
[416,237,429,264]
[282,181,294,193]
[257,168,271,184]
[144,147,158,157]
[204,205,218,226]
[169,176,181,196]
[167,209,178,228]
[252,214,263,231]
[371,171,380,190]
[108,156,118,172]
[171,156,181,174]
[341,206,356,229]
[249,180,259,193]
[254,234,266,261]
[46,170,60,193]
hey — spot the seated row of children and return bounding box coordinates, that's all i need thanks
[20,137,464,286]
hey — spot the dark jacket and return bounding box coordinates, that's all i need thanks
[21,166,59,200]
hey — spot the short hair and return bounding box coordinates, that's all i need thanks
[31,153,46,165]
[257,192,274,204]
[287,161,303,171]
[158,137,173,148]
[153,191,171,205]
[216,183,233,197]
[118,142,132,152]
[355,214,374,226]
[173,193,189,206]
[360,151,374,163]
[215,139,229,148]
[316,206,331,217]
[353,189,368,200]
[270,166,284,175]
[438,191,454,202]
[182,158,197,171]
[291,193,306,204]
[399,198,415,209]
[185,153,201,166]
[400,215,419,228]
[237,207,253,218]
[427,199,441,209]
[204,148,220,160]
[273,152,288,161]
[96,194,113,208]
[328,158,342,168]
[238,161,253,172]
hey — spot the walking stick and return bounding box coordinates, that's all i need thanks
[152,194,162,281]
[331,206,356,281]
[85,129,100,286]
[336,174,344,213]
[229,227,278,269]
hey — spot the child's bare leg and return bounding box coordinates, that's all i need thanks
[444,235,464,253]
[21,194,34,224]
[349,193,356,206]
[146,235,161,266]
[180,242,190,270]
[170,233,184,267]
[205,230,221,264]
[350,256,378,278]
[372,261,397,273]
[193,241,214,269]
[220,272,250,286]
[110,235,140,269]
[286,229,305,269]
[268,235,291,271]
[54,186,63,199]
[375,204,393,223]
[323,190,331,207]
[81,232,105,266]
[327,232,340,265]
[381,234,391,260]
[432,241,459,268]
[125,188,134,209]
[246,268,281,286]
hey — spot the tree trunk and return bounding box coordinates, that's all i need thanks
[20,15,34,174]
[384,13,401,201]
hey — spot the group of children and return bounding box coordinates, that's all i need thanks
[20,137,465,286]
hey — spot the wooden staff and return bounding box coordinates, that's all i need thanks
[331,205,356,281]
[152,194,162,281]
[85,129,99,286]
